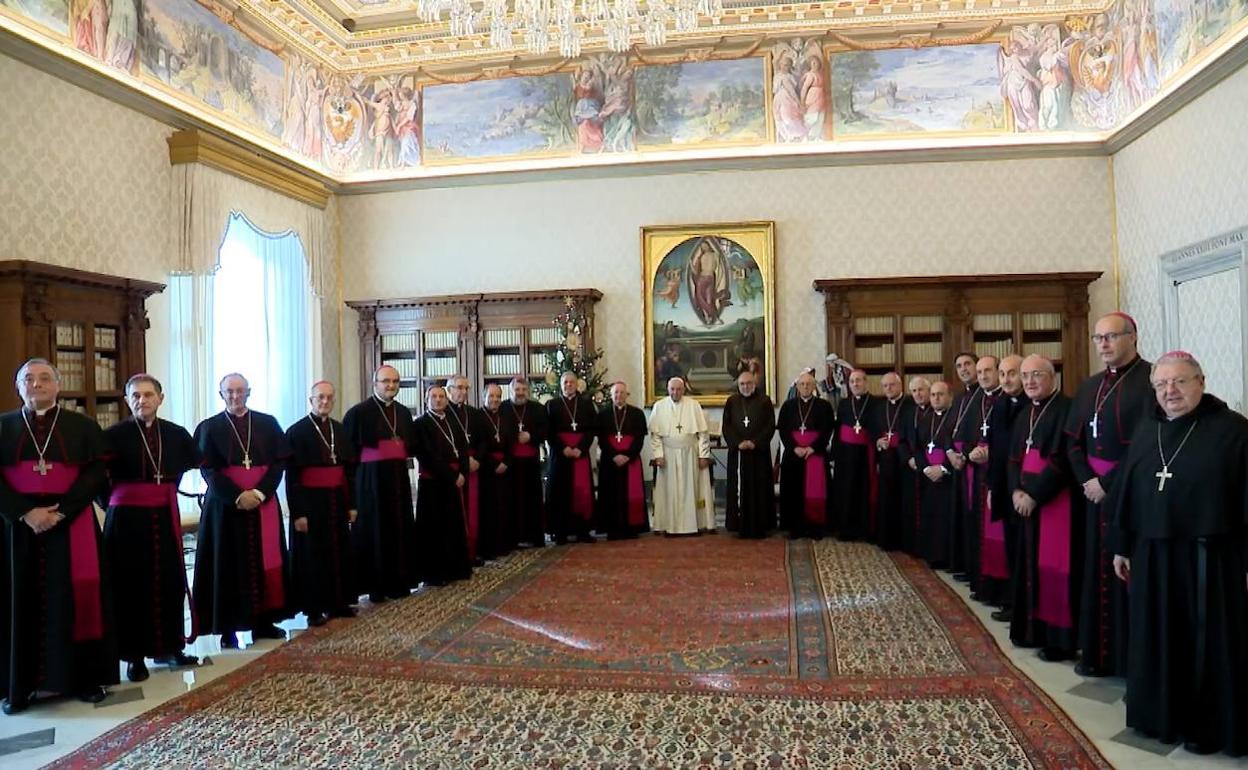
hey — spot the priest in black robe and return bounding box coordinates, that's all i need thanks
[546,372,597,544]
[898,377,932,557]
[869,372,910,551]
[722,370,776,539]
[285,381,357,628]
[987,355,1027,623]
[777,371,833,539]
[946,351,982,578]
[502,377,547,547]
[595,381,650,540]
[104,374,201,683]
[952,357,1002,603]
[342,365,419,603]
[478,383,515,559]
[0,359,114,713]
[1109,352,1248,757]
[831,369,880,541]
[412,386,472,585]
[193,373,291,649]
[915,381,958,568]
[447,375,493,564]
[1006,356,1082,661]
[1066,312,1152,678]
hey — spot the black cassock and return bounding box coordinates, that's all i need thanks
[448,403,492,563]
[193,410,291,633]
[285,414,357,618]
[478,406,517,559]
[546,395,597,543]
[502,399,547,547]
[777,397,833,538]
[342,396,419,599]
[947,384,983,574]
[897,404,931,557]
[1007,392,1082,654]
[412,412,472,585]
[831,394,880,541]
[953,388,1002,600]
[1109,395,1248,755]
[721,392,776,539]
[1066,357,1152,676]
[594,404,650,539]
[103,417,200,661]
[914,407,957,568]
[868,396,912,551]
[984,392,1027,609]
[0,407,116,702]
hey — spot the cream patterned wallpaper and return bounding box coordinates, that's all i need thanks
[338,156,1116,406]
[1114,62,1248,361]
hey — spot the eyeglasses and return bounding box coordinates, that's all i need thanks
[1151,377,1200,391]
[1020,371,1051,381]
[1091,332,1134,344]
[375,378,401,385]
[20,375,56,385]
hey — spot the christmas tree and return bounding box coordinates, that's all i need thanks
[532,296,610,403]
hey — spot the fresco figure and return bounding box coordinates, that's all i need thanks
[1000,30,1042,131]
[573,66,605,153]
[599,55,635,152]
[103,0,136,71]
[772,55,805,142]
[800,54,828,139]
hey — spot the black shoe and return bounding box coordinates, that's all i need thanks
[155,652,200,667]
[1037,647,1072,662]
[2,695,30,715]
[990,609,1013,622]
[329,606,357,619]
[368,593,388,604]
[952,573,970,582]
[220,632,239,649]
[251,623,286,640]
[969,591,983,602]
[126,661,149,682]
[308,613,328,627]
[77,686,108,704]
[1074,661,1108,677]
[1183,740,1219,756]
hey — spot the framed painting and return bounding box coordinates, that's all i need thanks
[642,222,776,407]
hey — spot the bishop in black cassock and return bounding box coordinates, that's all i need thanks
[193,375,292,647]
[1007,357,1081,660]
[104,375,201,682]
[342,366,419,602]
[1066,313,1153,677]
[479,384,516,559]
[946,367,982,577]
[286,382,357,627]
[595,382,650,540]
[898,378,932,557]
[502,379,547,547]
[1109,354,1247,757]
[985,357,1027,618]
[831,371,879,541]
[952,358,1002,602]
[778,372,833,539]
[412,387,472,585]
[1,360,114,713]
[869,373,910,551]
[915,382,958,568]
[547,373,597,544]
[722,371,775,539]
[447,377,493,564]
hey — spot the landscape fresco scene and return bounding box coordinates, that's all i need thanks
[1153,0,1248,81]
[832,44,1005,135]
[421,73,576,162]
[0,0,68,34]
[635,58,768,147]
[139,0,285,138]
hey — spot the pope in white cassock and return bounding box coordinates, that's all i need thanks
[649,377,715,534]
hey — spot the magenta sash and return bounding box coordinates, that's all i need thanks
[220,465,285,611]
[924,448,946,468]
[608,434,645,527]
[360,438,407,463]
[976,443,1008,580]
[1022,449,1073,629]
[1087,455,1117,477]
[3,463,104,642]
[108,481,199,642]
[954,440,974,505]
[465,452,480,562]
[557,432,593,521]
[837,423,878,529]
[792,430,827,526]
[512,440,538,459]
[300,465,346,488]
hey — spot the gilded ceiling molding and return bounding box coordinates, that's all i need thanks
[827,21,1002,51]
[167,130,331,209]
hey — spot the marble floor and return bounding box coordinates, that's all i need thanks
[1,545,1245,769]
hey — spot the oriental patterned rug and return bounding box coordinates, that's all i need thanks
[50,537,1109,769]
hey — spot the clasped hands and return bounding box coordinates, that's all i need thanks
[652,457,711,469]
[1012,490,1037,517]
[22,505,63,533]
[945,449,966,471]
[562,447,583,459]
[236,489,264,510]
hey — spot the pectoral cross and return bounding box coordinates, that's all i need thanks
[1155,465,1173,492]
[242,454,252,470]
[1024,437,1034,453]
[330,452,337,465]
[676,423,683,433]
[570,421,578,432]
[926,440,936,454]
[980,421,990,438]
[1089,414,1099,440]
[518,422,525,432]
[465,431,472,442]
[852,421,862,434]
[885,431,893,443]
[615,432,623,442]
[34,458,51,476]
[799,424,807,434]
[742,415,750,427]
[153,471,163,484]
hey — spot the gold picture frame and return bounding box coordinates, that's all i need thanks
[642,221,776,407]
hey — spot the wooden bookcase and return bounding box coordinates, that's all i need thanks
[813,273,1101,396]
[0,261,165,424]
[348,289,602,411]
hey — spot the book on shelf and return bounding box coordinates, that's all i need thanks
[93,354,117,391]
[902,315,943,334]
[485,353,521,376]
[853,316,895,336]
[93,326,118,350]
[56,323,84,347]
[423,330,458,350]
[853,343,895,366]
[1022,312,1062,331]
[398,387,420,406]
[380,332,418,353]
[973,313,1013,332]
[529,328,560,346]
[484,328,522,347]
[529,353,548,372]
[903,341,942,361]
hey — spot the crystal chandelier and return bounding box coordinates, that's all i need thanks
[416,0,725,58]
